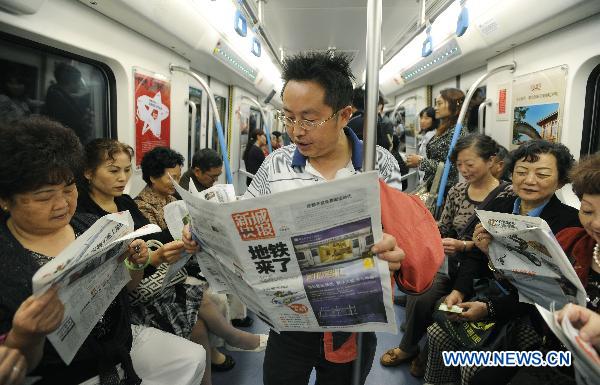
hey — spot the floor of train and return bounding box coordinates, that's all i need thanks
[213,293,422,385]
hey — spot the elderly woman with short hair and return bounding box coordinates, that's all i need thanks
[425,140,582,385]
[0,117,205,385]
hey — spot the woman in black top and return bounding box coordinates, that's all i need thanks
[425,140,581,385]
[243,129,267,186]
[0,117,205,385]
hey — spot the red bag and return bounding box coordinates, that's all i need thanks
[379,179,444,294]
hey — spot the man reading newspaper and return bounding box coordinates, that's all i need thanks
[183,52,411,385]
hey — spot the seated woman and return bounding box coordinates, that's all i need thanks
[380,134,509,376]
[557,153,600,311]
[0,117,205,385]
[425,140,581,385]
[79,141,266,385]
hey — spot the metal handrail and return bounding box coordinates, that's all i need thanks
[435,63,516,217]
[242,96,273,153]
[400,170,418,182]
[478,98,492,135]
[170,65,233,184]
[186,99,197,168]
[362,0,382,173]
[354,1,382,384]
[238,169,255,179]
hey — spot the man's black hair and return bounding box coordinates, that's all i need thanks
[281,52,355,111]
[352,88,365,111]
[192,148,223,172]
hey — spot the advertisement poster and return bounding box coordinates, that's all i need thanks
[511,66,567,148]
[496,83,510,122]
[134,69,171,165]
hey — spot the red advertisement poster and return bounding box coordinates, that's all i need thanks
[134,70,171,166]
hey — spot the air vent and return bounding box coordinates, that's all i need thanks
[213,39,258,82]
[400,38,461,82]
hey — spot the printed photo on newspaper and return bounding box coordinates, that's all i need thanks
[174,171,397,333]
[476,210,586,309]
[31,211,160,364]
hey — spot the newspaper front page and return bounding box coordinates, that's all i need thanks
[476,210,586,310]
[31,211,160,364]
[175,171,397,333]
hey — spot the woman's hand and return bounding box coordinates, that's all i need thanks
[442,238,465,255]
[473,223,492,255]
[0,346,26,385]
[126,239,149,266]
[458,301,489,321]
[9,286,64,344]
[182,224,200,254]
[156,241,185,265]
[5,286,64,372]
[372,233,405,272]
[444,290,465,308]
[405,154,422,168]
[556,304,600,349]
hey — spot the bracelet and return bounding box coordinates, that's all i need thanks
[462,240,467,252]
[124,242,154,271]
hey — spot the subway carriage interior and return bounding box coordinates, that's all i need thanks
[1,0,600,384]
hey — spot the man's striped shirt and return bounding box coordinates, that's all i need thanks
[243,127,403,198]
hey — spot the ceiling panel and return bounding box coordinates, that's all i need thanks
[261,0,420,83]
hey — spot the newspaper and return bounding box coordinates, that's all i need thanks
[31,211,160,364]
[476,210,586,310]
[536,303,600,385]
[175,171,397,333]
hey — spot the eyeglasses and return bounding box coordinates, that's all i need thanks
[275,108,344,132]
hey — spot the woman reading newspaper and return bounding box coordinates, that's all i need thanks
[380,134,510,376]
[424,140,582,385]
[77,140,267,385]
[0,117,206,385]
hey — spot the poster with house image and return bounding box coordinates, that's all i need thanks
[513,103,560,145]
[511,66,566,148]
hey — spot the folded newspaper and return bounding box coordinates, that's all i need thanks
[174,171,397,333]
[536,303,600,385]
[476,210,586,309]
[31,211,160,364]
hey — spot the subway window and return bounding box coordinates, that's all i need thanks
[0,34,115,144]
[581,63,600,155]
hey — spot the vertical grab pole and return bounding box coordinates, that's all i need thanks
[434,63,516,217]
[242,96,273,153]
[170,65,233,184]
[354,1,382,384]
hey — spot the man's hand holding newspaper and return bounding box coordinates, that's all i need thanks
[177,172,399,333]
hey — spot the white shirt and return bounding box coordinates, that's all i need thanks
[243,128,403,198]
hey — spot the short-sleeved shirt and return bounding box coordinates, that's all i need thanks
[243,127,403,198]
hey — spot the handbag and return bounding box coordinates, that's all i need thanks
[129,263,188,306]
[413,161,444,214]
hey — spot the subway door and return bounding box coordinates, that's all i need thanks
[206,78,229,185]
[186,86,206,169]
